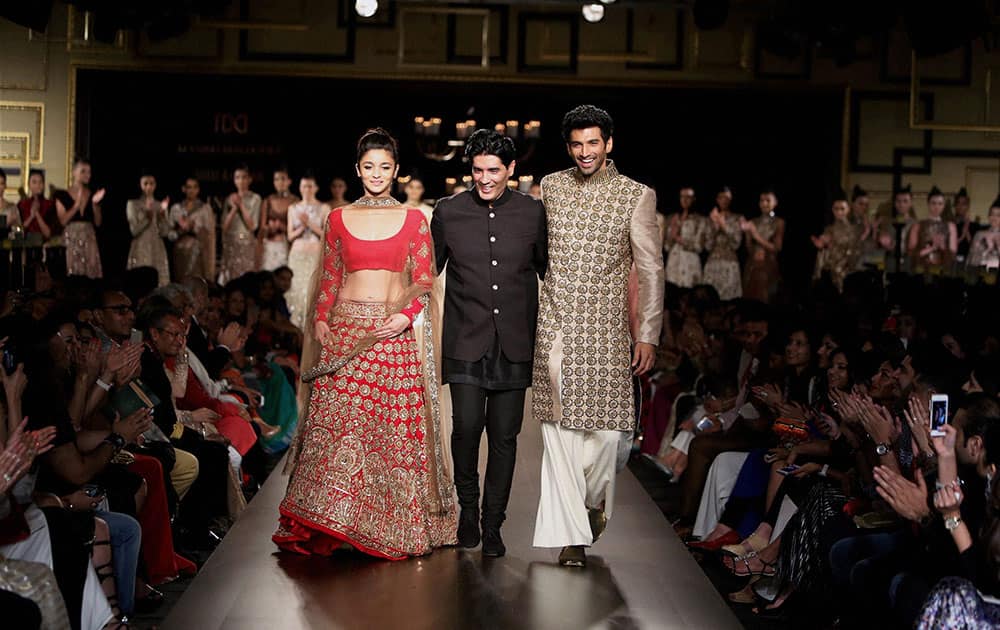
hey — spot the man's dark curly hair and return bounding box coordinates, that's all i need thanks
[464,129,516,167]
[561,104,614,142]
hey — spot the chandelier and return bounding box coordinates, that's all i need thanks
[412,116,541,162]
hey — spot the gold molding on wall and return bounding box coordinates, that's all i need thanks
[0,29,50,91]
[964,165,1000,193]
[0,101,45,163]
[398,7,491,70]
[0,132,32,198]
[909,51,1000,132]
[691,21,752,73]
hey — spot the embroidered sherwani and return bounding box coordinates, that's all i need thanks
[532,162,663,548]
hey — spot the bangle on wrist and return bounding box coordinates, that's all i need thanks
[819,464,830,477]
[95,378,112,392]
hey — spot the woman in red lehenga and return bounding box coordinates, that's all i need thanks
[274,129,457,560]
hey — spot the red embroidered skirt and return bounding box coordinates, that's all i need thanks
[274,301,456,560]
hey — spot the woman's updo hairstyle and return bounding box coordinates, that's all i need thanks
[356,127,399,164]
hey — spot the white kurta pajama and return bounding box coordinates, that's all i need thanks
[532,162,664,549]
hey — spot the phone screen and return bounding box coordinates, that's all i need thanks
[129,328,143,345]
[931,396,949,435]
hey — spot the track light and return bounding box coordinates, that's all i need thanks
[581,3,604,23]
[355,0,378,18]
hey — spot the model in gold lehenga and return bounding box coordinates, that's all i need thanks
[274,129,457,560]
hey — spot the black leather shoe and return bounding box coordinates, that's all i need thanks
[457,509,480,548]
[481,527,505,557]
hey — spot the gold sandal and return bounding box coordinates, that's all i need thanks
[721,531,770,557]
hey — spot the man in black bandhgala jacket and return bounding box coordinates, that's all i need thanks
[430,129,548,557]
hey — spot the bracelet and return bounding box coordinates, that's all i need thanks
[95,378,112,392]
[935,478,964,491]
[944,514,963,531]
[819,464,830,477]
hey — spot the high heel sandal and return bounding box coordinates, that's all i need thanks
[94,541,130,629]
[720,531,769,558]
[252,416,280,440]
[724,550,777,578]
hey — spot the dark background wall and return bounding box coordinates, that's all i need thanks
[75,69,843,290]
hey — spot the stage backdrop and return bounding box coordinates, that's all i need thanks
[74,69,842,290]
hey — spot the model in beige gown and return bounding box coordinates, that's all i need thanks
[220,166,261,283]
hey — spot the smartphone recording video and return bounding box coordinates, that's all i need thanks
[930,394,949,438]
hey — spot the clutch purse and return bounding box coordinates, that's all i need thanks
[107,378,160,419]
[772,416,811,445]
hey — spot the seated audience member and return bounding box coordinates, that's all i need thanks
[137,302,233,550]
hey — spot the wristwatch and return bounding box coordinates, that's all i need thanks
[101,432,126,454]
[875,442,893,456]
[944,515,963,531]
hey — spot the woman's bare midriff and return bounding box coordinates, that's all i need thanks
[338,269,405,304]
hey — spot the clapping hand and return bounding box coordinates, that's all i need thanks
[106,342,144,385]
[904,393,933,457]
[92,189,106,204]
[73,338,103,377]
[0,418,56,494]
[873,465,930,521]
[113,408,153,444]
[816,412,841,440]
[857,398,897,446]
[217,322,247,353]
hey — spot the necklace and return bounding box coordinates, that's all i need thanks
[354,196,400,207]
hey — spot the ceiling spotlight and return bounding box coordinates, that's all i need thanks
[600,0,616,3]
[581,3,604,23]
[355,0,378,18]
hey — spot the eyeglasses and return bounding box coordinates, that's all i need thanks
[155,328,185,340]
[103,304,133,314]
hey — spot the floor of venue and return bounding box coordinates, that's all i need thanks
[160,398,740,630]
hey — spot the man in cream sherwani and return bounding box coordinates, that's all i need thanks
[532,104,664,567]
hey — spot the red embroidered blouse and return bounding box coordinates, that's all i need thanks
[315,207,434,325]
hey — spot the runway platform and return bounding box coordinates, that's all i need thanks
[163,398,740,630]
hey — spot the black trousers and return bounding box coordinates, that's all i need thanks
[172,428,230,532]
[450,384,525,526]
